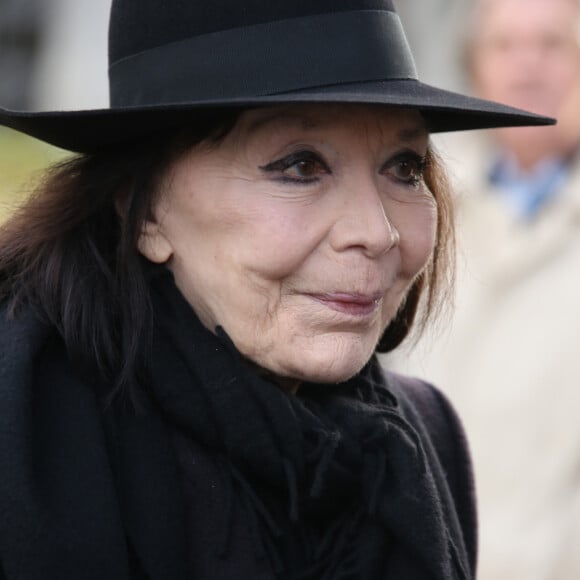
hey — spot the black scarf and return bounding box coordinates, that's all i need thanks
[0,268,472,580]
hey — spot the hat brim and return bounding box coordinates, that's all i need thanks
[0,79,555,153]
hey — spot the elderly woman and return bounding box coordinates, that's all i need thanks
[0,1,551,580]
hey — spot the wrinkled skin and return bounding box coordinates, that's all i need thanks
[138,104,437,390]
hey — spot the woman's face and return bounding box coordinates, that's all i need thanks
[140,104,436,387]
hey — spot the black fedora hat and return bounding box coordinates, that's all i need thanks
[0,0,554,153]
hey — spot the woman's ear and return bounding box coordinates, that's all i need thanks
[137,220,173,263]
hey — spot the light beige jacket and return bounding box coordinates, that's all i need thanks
[386,132,580,580]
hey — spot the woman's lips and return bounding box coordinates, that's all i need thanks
[307,292,383,317]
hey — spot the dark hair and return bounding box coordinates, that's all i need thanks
[378,147,455,351]
[0,109,454,400]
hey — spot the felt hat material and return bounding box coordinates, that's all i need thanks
[0,0,554,152]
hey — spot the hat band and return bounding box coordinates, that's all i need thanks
[109,10,418,107]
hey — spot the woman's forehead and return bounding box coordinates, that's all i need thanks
[239,104,428,141]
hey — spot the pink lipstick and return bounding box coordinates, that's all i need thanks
[308,293,382,316]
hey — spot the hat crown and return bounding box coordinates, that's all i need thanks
[106,0,415,109]
[108,0,395,65]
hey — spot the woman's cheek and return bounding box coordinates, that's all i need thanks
[241,214,327,280]
[396,206,438,278]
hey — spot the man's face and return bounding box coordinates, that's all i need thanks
[470,0,580,161]
[471,0,580,117]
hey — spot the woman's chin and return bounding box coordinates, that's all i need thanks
[271,340,377,386]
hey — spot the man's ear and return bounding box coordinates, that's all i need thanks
[137,220,173,263]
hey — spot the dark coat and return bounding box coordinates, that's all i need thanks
[0,304,477,580]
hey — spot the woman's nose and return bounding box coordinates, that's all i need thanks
[328,177,400,258]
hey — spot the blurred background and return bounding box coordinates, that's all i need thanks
[0,0,112,219]
[2,2,580,580]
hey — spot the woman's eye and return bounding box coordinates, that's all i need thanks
[260,151,330,183]
[385,153,427,186]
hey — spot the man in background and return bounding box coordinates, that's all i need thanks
[388,1,580,578]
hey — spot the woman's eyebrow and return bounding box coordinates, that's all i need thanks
[245,110,320,135]
[396,125,428,143]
